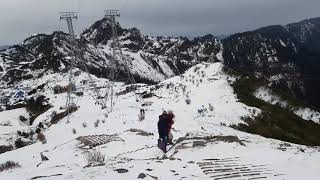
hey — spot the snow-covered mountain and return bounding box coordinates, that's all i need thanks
[0,62,320,180]
[0,18,223,86]
[1,17,320,179]
[223,17,320,109]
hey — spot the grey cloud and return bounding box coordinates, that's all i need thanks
[0,0,319,45]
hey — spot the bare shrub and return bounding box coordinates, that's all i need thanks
[51,106,78,124]
[252,109,257,114]
[201,71,206,78]
[84,149,105,166]
[182,86,186,94]
[72,128,77,134]
[0,161,21,172]
[104,113,108,118]
[0,145,13,154]
[208,104,214,111]
[101,119,106,124]
[185,98,191,105]
[0,121,11,126]
[15,138,32,148]
[94,120,100,128]
[82,123,87,128]
[19,116,28,122]
[35,129,47,144]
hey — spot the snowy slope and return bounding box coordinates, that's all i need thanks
[254,86,320,123]
[0,62,320,179]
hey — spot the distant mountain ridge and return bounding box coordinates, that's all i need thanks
[1,17,320,108]
[223,17,320,109]
[0,18,223,85]
[0,45,9,51]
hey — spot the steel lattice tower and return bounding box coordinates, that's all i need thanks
[104,10,138,112]
[60,12,78,117]
[103,10,139,112]
[105,10,120,112]
[60,12,109,113]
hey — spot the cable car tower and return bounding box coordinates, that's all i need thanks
[60,12,109,118]
[103,10,137,112]
[60,12,78,117]
[59,10,138,117]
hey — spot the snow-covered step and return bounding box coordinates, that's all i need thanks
[76,134,122,147]
[197,158,285,180]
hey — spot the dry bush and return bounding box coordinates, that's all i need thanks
[84,149,105,166]
[185,98,191,105]
[208,103,214,111]
[36,132,47,144]
[82,122,87,128]
[0,145,13,154]
[0,161,21,172]
[0,121,11,126]
[94,120,100,128]
[19,116,28,122]
[72,128,77,134]
[50,106,78,124]
[14,138,32,148]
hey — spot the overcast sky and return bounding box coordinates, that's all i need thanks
[0,0,319,45]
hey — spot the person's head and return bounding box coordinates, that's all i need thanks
[35,128,41,134]
[162,111,167,115]
[168,110,175,117]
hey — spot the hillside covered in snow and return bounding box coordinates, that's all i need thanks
[0,62,320,180]
[1,16,320,180]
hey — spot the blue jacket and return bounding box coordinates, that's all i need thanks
[158,114,169,137]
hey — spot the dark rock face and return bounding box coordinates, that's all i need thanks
[223,17,320,108]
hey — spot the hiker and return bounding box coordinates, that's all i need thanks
[140,108,145,115]
[138,108,146,121]
[167,110,175,145]
[36,128,47,144]
[158,111,169,152]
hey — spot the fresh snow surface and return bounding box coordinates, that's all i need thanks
[254,87,288,107]
[294,108,320,124]
[254,86,320,123]
[279,39,287,47]
[0,63,320,180]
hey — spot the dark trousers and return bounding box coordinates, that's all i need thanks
[160,136,168,151]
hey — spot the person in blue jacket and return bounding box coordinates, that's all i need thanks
[158,111,169,151]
